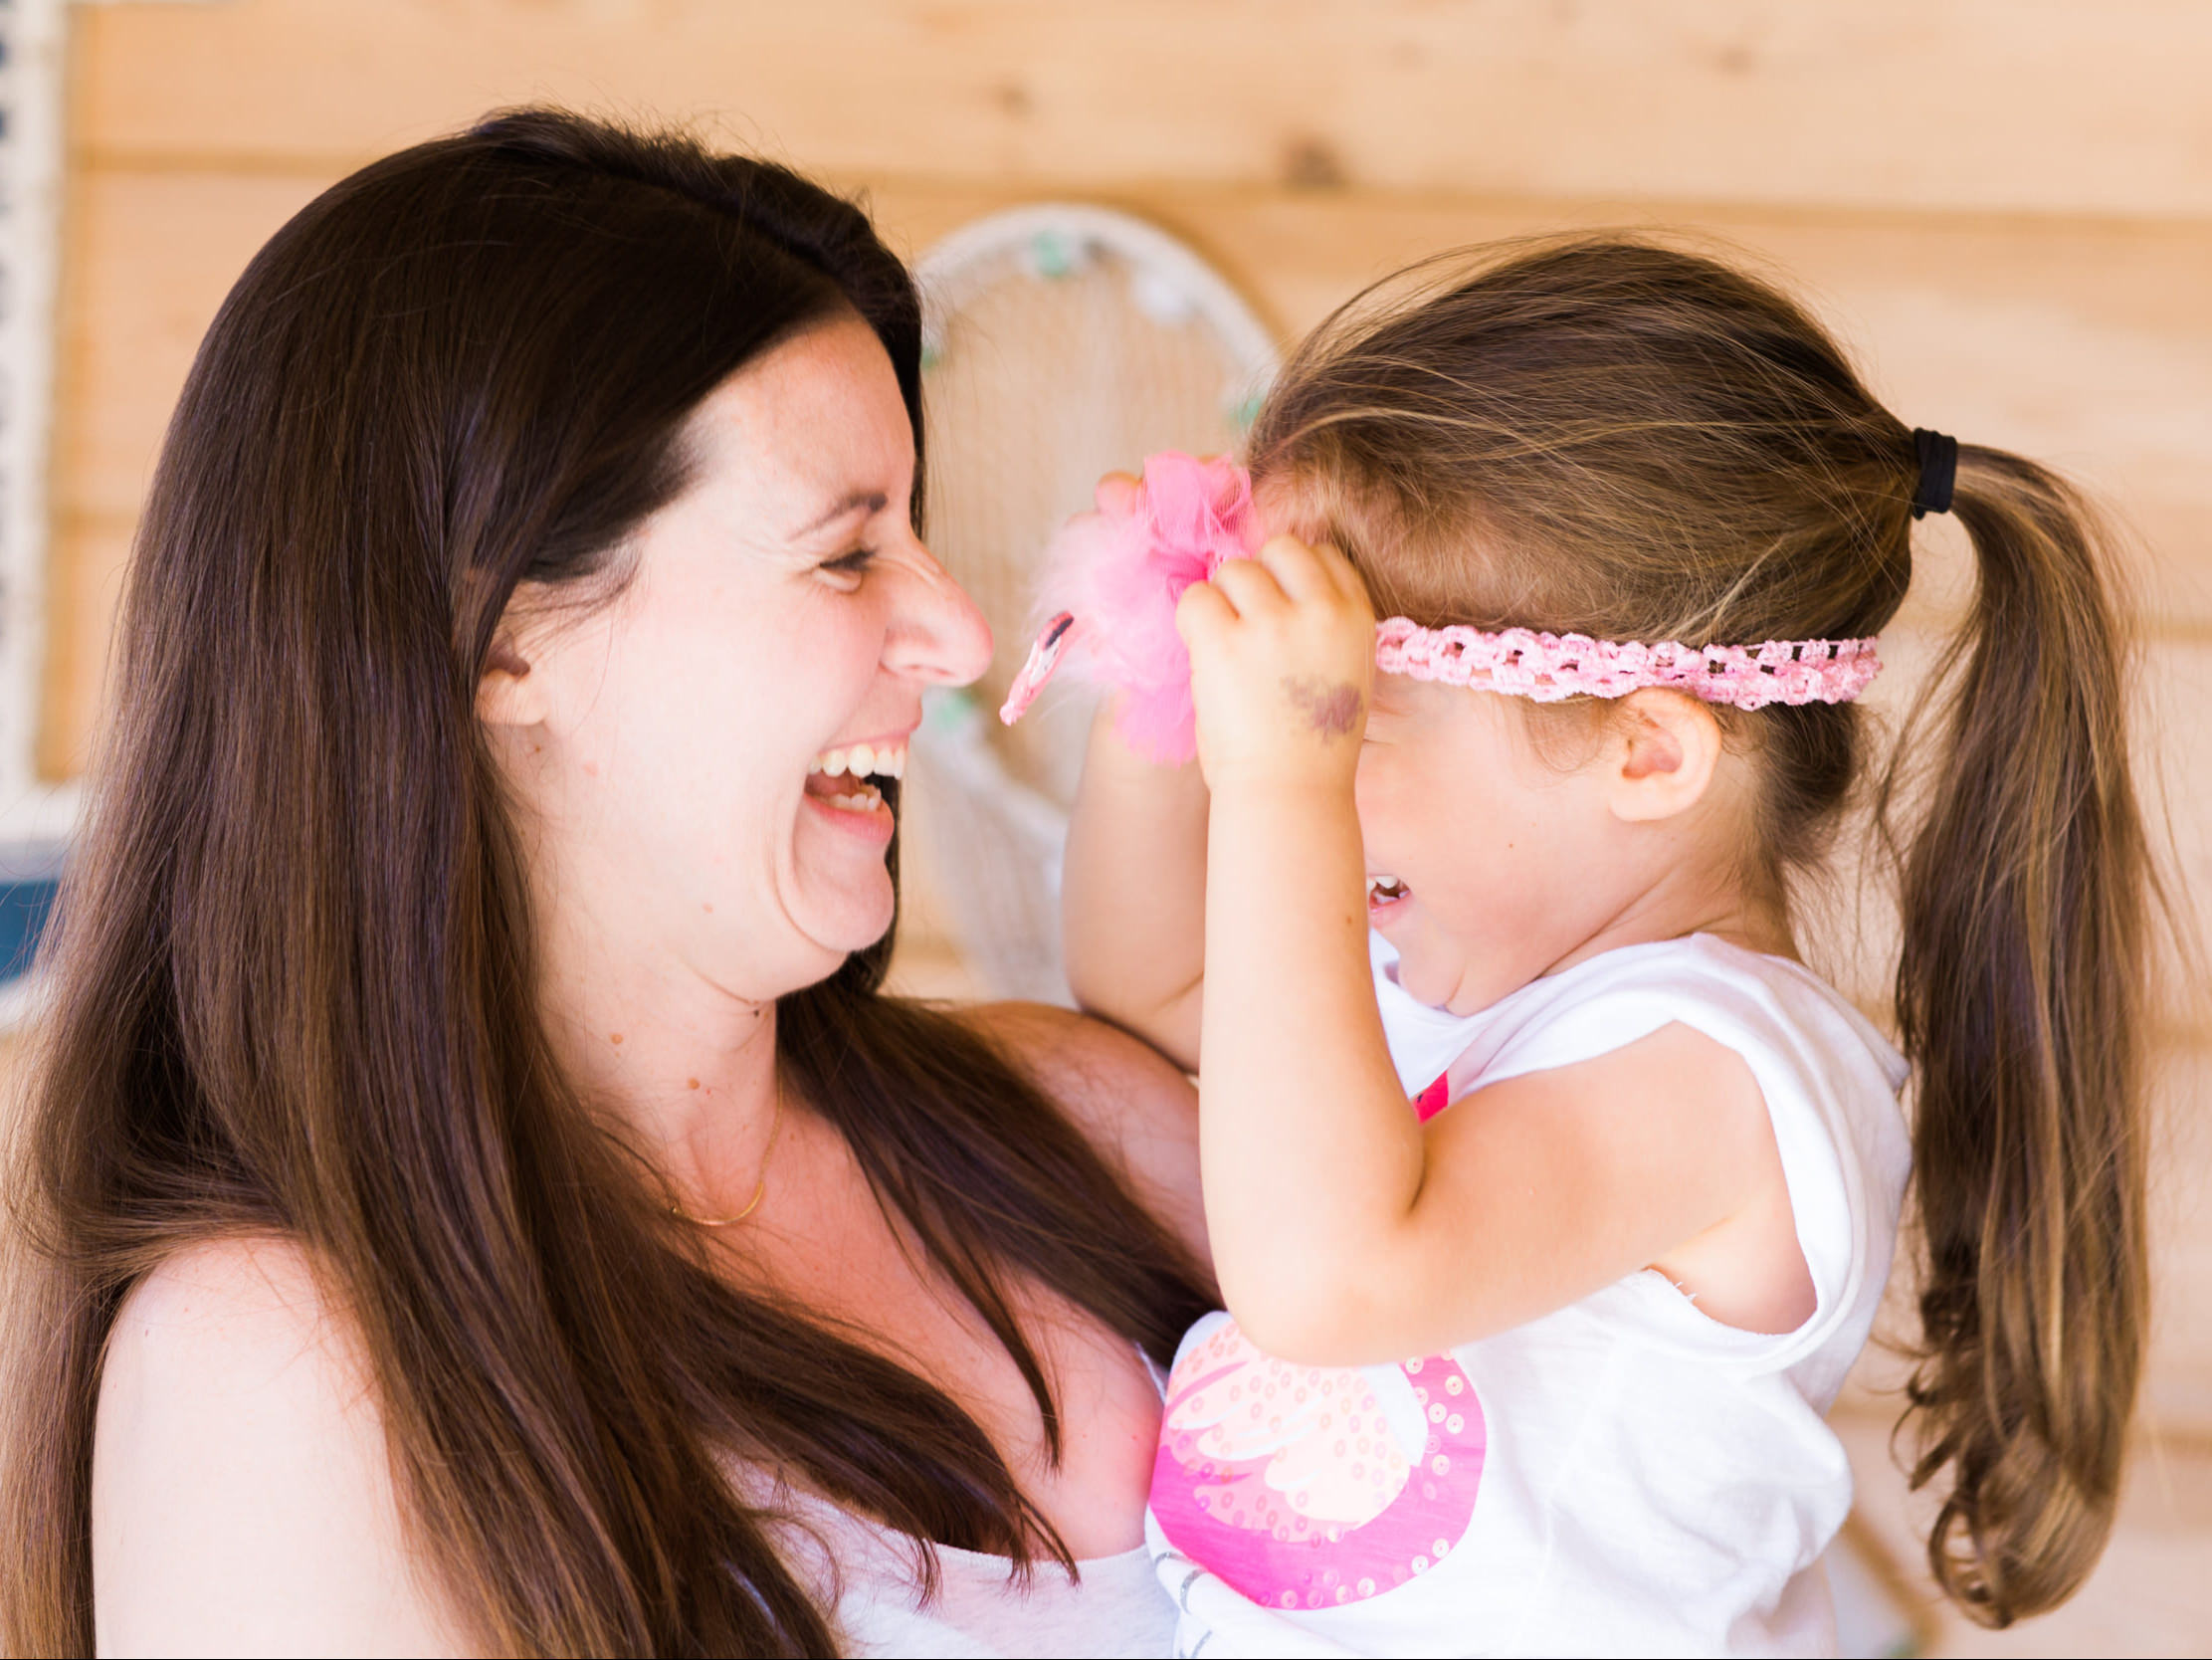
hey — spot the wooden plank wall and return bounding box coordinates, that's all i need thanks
[39,4,2212,1650]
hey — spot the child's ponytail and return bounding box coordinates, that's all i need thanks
[1889,445,2151,1626]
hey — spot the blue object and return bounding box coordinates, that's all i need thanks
[0,842,66,982]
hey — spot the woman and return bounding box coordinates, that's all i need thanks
[2,110,1210,1655]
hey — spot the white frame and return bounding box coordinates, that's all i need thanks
[0,0,75,846]
[916,202,1280,396]
[905,203,1279,1000]
[0,0,74,1030]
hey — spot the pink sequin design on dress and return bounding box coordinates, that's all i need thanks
[1151,1313,1487,1613]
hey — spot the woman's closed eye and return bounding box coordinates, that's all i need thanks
[815,547,876,589]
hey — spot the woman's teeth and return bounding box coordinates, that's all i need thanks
[807,739,906,813]
[809,739,906,781]
[1368,875,1409,904]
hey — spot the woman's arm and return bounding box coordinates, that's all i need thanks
[94,1237,466,1659]
[963,1001,1209,1270]
[1062,703,1212,1071]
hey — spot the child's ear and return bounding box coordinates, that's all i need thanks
[476,629,548,728]
[1603,690,1723,823]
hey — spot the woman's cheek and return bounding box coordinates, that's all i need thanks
[797,584,890,695]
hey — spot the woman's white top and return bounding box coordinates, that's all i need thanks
[771,1484,1175,1657]
[1144,934,1912,1658]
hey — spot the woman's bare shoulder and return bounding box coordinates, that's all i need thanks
[109,1232,347,1368]
[959,1001,1207,1265]
[96,1235,466,1656]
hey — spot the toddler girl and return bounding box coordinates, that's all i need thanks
[1047,239,2154,1655]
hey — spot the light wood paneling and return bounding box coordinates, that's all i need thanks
[38,515,131,780]
[70,0,2212,221]
[51,169,328,525]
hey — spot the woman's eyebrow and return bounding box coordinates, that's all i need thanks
[791,490,889,539]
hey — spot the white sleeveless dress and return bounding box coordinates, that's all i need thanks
[1145,933,1912,1657]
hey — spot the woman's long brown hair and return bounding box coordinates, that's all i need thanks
[1,110,1209,1655]
[1247,237,2154,1626]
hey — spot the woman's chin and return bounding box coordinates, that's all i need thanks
[783,858,898,963]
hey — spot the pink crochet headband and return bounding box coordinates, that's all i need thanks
[1372,618,1881,712]
[998,453,1881,762]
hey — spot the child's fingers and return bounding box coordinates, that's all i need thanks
[1268,533,1368,611]
[1254,533,1339,603]
[1307,539,1373,613]
[1174,577,1238,647]
[1208,556,1292,617]
[1095,471,1143,516]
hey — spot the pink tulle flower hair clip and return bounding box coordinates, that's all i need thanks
[1000,455,1881,759]
[998,452,1263,764]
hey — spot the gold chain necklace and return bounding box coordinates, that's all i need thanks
[672,1088,786,1227]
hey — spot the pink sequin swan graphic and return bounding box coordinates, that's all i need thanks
[1151,1313,1487,1613]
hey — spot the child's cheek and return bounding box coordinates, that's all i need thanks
[1352,739,1416,824]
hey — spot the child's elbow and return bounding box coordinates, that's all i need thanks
[1065,958,1130,1026]
[1218,1265,1383,1369]
[1068,975,1201,1075]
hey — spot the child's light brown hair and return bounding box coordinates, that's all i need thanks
[1251,235,2152,1627]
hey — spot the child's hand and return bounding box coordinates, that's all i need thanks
[1175,534,1375,791]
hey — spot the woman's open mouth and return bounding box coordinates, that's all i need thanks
[804,738,905,825]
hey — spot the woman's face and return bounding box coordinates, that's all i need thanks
[487,312,992,1004]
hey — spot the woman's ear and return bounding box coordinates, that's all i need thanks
[1603,689,1723,823]
[476,631,547,728]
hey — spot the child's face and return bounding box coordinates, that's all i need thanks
[1253,471,1700,1013]
[1356,675,1642,1014]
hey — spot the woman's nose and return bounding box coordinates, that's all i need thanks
[884,544,994,688]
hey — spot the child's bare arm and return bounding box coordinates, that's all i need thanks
[1208,1008,1793,1363]
[1062,702,1210,1071]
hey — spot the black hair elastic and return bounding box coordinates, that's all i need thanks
[1911,428,1958,519]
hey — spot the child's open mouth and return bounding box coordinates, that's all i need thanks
[1367,874,1411,917]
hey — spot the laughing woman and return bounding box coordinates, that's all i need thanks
[1,111,1208,1657]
